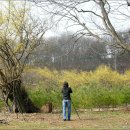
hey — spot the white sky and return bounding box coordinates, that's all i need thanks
[30,0,130,38]
[0,0,130,37]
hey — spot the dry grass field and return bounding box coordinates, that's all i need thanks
[0,110,130,129]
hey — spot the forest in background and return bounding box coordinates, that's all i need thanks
[28,32,130,72]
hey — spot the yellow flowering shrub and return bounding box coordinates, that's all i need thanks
[24,65,130,108]
[24,65,129,88]
[88,65,129,88]
[124,70,130,86]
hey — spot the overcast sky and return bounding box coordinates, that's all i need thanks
[0,0,130,37]
[29,0,130,38]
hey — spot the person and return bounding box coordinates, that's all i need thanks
[61,81,72,121]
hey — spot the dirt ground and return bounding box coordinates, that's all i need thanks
[0,110,130,129]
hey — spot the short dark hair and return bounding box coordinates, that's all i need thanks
[63,81,68,86]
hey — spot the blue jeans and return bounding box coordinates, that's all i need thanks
[62,100,71,120]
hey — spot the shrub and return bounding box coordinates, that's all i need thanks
[24,65,130,109]
[27,84,62,108]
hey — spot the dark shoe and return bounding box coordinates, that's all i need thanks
[68,119,71,121]
[63,119,66,121]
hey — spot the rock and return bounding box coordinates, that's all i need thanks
[41,103,52,113]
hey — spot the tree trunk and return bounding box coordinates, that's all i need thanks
[1,79,39,113]
[12,79,39,113]
[13,80,26,113]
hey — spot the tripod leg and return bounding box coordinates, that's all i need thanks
[72,101,81,120]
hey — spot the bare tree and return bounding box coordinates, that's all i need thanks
[0,1,47,113]
[34,0,130,51]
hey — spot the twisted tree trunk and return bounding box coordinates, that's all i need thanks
[0,70,38,113]
[12,79,26,113]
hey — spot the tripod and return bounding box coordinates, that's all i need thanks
[72,100,81,120]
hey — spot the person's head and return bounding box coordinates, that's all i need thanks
[63,81,69,87]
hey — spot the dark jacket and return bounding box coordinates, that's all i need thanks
[62,85,72,100]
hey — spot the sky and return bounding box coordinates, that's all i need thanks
[29,0,130,38]
[0,0,130,38]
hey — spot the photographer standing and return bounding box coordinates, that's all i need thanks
[61,81,72,121]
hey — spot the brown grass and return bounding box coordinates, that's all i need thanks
[0,110,130,129]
